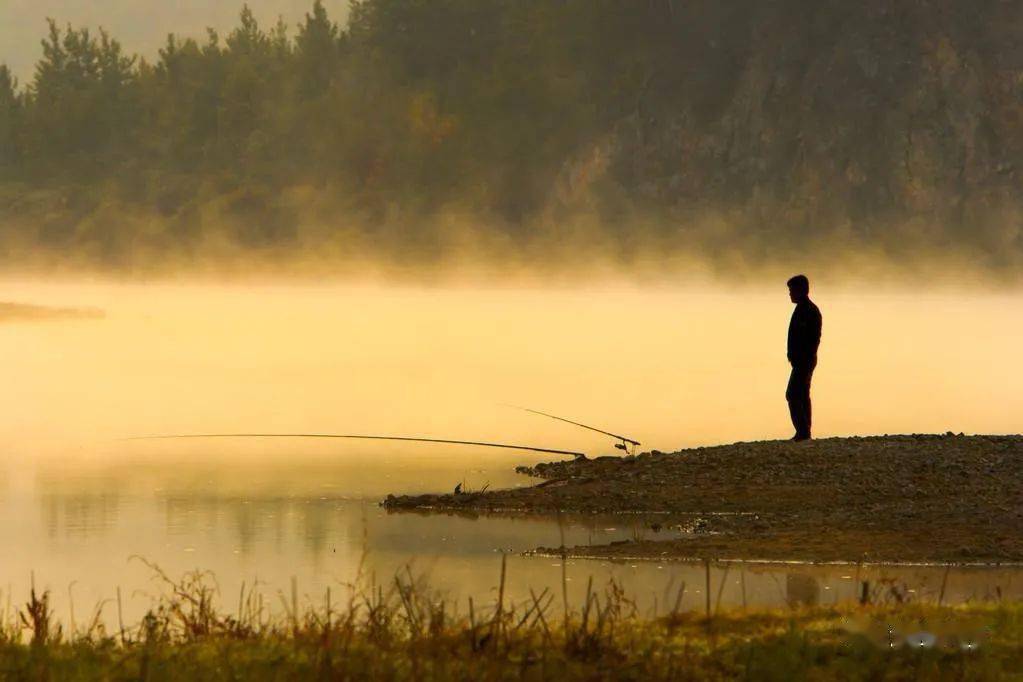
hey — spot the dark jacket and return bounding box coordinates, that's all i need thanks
[787,299,822,367]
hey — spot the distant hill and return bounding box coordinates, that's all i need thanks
[0,0,1020,273]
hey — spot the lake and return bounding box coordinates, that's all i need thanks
[2,279,1021,626]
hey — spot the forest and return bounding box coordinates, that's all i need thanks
[0,0,1020,273]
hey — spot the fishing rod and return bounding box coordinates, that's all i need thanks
[504,405,641,455]
[126,433,587,459]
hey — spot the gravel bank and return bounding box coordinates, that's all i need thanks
[383,435,1023,563]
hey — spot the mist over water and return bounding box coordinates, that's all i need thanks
[1,277,1021,624]
[2,278,1020,460]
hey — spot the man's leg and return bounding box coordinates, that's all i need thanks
[802,365,815,438]
[786,368,803,437]
[786,365,813,439]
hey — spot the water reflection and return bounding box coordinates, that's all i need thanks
[1,457,1018,631]
[42,491,121,540]
[786,573,821,607]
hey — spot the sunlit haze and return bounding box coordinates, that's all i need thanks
[3,278,1019,466]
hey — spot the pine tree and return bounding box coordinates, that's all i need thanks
[219,6,275,162]
[296,0,340,97]
[0,65,20,168]
[226,5,270,56]
[28,20,138,167]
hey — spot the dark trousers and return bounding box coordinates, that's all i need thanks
[786,362,816,438]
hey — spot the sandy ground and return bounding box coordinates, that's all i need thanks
[383,435,1023,563]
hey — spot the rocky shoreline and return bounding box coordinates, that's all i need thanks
[383,434,1023,564]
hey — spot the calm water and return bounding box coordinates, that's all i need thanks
[4,453,1021,627]
[2,279,1021,626]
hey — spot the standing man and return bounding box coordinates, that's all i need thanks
[786,275,822,441]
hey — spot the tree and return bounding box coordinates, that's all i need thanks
[27,20,137,170]
[216,6,277,161]
[0,65,20,169]
[149,33,222,168]
[295,0,340,97]
[226,5,270,56]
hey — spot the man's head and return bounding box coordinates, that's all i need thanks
[787,274,810,303]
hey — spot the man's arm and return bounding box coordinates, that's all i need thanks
[787,310,797,364]
[810,307,822,356]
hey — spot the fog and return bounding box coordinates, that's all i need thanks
[3,278,1019,470]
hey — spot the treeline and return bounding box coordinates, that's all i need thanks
[0,0,1021,272]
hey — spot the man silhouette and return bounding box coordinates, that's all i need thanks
[786,275,822,441]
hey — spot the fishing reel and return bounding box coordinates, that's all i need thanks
[615,439,637,456]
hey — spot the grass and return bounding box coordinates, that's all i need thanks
[0,558,1020,680]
